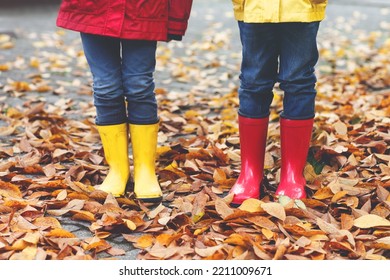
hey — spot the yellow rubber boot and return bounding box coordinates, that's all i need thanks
[96,123,130,197]
[130,122,162,202]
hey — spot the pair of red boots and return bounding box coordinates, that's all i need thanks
[229,115,314,205]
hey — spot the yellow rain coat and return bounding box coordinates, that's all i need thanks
[232,0,327,23]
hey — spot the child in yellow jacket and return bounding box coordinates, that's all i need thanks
[229,0,328,205]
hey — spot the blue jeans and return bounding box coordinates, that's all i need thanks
[80,33,158,125]
[238,21,320,120]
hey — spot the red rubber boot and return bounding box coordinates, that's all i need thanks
[275,118,314,199]
[229,115,269,205]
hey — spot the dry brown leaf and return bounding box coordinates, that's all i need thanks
[33,216,62,229]
[245,216,278,231]
[261,202,286,221]
[195,244,224,258]
[215,198,234,219]
[191,190,208,223]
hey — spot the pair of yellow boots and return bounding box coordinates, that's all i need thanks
[96,123,162,202]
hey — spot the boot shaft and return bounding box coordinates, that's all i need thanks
[229,115,269,205]
[280,118,314,174]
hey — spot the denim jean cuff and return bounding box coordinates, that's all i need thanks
[280,111,314,120]
[238,110,270,119]
[128,117,160,125]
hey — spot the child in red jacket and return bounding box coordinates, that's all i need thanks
[56,0,193,202]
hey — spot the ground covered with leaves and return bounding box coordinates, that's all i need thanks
[0,9,390,260]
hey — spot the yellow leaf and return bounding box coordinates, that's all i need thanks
[0,64,9,71]
[184,110,199,118]
[10,246,37,260]
[194,227,208,236]
[331,190,348,203]
[10,239,29,251]
[261,202,286,221]
[262,228,274,240]
[238,198,264,213]
[353,214,390,228]
[123,219,137,231]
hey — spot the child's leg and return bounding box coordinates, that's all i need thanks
[276,22,320,200]
[229,22,278,205]
[278,22,320,120]
[237,21,278,119]
[80,33,129,196]
[120,40,162,202]
[121,40,158,125]
[80,33,127,125]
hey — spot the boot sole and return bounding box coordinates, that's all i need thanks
[136,196,163,203]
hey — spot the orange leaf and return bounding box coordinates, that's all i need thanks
[0,180,22,198]
[71,210,96,222]
[45,228,76,238]
[213,168,226,184]
[136,235,154,249]
[313,187,334,200]
[224,233,248,247]
[85,239,111,252]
